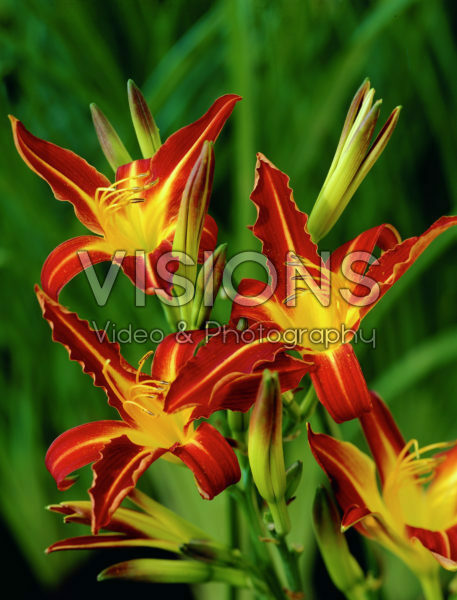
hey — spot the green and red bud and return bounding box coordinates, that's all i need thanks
[248,369,290,536]
[90,103,132,172]
[312,486,366,598]
[307,79,401,242]
[172,141,215,311]
[98,558,251,587]
[127,79,161,158]
[191,243,227,328]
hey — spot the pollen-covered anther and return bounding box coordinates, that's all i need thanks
[95,172,158,213]
[385,439,454,492]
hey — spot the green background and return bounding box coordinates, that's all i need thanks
[1,0,457,598]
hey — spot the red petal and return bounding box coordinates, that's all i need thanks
[45,420,131,490]
[171,422,240,499]
[360,215,457,319]
[89,435,162,533]
[46,534,178,554]
[330,223,401,274]
[10,116,108,234]
[121,238,174,295]
[41,235,112,300]
[406,524,457,570]
[163,325,295,414]
[148,94,240,222]
[35,287,137,422]
[359,392,406,485]
[230,278,281,327]
[190,351,309,419]
[307,425,383,519]
[308,343,371,423]
[341,505,374,531]
[341,505,393,540]
[115,95,240,233]
[249,154,320,300]
[151,330,207,382]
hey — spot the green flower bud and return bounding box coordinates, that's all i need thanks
[313,486,366,597]
[127,79,161,158]
[90,103,132,172]
[191,243,227,328]
[98,558,250,587]
[248,370,290,536]
[172,141,214,303]
[308,79,400,242]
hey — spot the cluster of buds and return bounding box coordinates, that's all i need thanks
[308,79,400,242]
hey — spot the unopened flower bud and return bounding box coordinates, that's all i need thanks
[312,486,366,597]
[172,141,215,298]
[98,558,250,587]
[248,370,290,536]
[90,103,132,172]
[191,243,227,328]
[127,79,161,158]
[308,79,400,242]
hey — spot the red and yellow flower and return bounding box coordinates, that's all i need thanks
[309,393,457,575]
[11,94,240,298]
[231,154,457,422]
[36,287,307,533]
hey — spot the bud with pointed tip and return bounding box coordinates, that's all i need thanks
[90,103,132,172]
[127,79,161,158]
[97,558,251,587]
[313,486,366,598]
[308,79,401,242]
[191,243,227,328]
[248,370,290,536]
[172,141,215,306]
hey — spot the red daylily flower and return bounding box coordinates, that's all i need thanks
[231,154,457,423]
[36,287,307,533]
[309,393,457,574]
[11,95,240,299]
[308,393,457,574]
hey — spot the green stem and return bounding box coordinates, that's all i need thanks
[282,391,302,422]
[233,483,286,600]
[159,299,183,332]
[227,495,240,600]
[275,536,302,594]
[344,586,370,600]
[299,385,318,420]
[419,572,443,600]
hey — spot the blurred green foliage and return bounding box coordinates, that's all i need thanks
[1,0,457,598]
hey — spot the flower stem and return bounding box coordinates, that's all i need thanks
[419,572,443,600]
[232,482,286,600]
[275,536,303,595]
[343,584,371,600]
[299,385,318,420]
[227,494,240,600]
